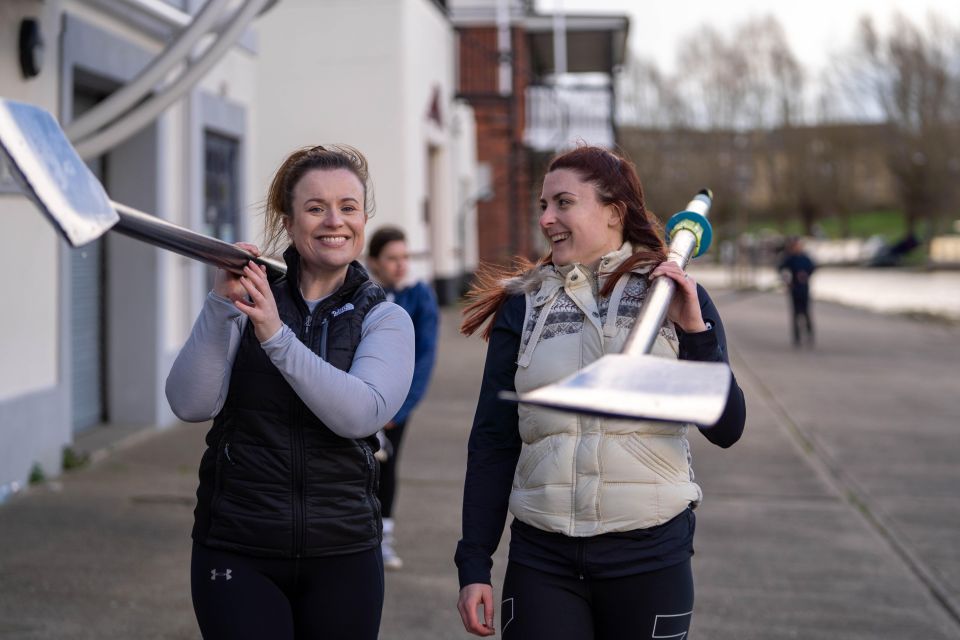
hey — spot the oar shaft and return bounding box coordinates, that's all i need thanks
[111,202,286,278]
[622,191,712,357]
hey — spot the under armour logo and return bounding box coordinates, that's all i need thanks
[210,569,232,581]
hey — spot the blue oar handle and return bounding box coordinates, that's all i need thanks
[622,189,714,356]
[665,189,714,258]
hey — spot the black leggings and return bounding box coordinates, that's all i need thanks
[790,288,814,344]
[377,420,407,517]
[500,560,694,640]
[191,543,383,640]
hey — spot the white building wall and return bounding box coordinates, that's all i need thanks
[400,0,456,284]
[255,0,479,295]
[451,100,481,274]
[254,0,406,251]
[0,0,260,498]
[166,37,260,355]
[1,0,74,498]
[0,1,64,401]
[161,100,192,355]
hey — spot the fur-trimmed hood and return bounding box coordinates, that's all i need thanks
[502,242,657,299]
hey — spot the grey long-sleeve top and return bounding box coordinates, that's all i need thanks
[166,292,415,439]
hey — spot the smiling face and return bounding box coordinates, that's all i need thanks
[283,168,367,276]
[539,168,624,267]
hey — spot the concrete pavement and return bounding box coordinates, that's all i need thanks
[2,283,960,639]
[689,289,960,638]
[690,264,960,321]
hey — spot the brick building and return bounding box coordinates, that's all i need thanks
[450,0,629,265]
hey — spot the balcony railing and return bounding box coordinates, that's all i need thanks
[525,83,614,152]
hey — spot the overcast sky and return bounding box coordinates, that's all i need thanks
[536,0,960,78]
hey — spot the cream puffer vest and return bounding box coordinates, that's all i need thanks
[508,243,702,537]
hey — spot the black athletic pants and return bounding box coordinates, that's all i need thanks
[191,542,383,639]
[790,287,814,345]
[377,420,407,518]
[500,559,694,640]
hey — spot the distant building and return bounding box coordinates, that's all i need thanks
[450,0,629,264]
[619,123,899,230]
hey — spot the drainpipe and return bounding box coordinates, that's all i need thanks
[552,0,566,77]
[496,0,519,257]
[496,0,511,97]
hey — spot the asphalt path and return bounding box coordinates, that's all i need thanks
[1,292,958,639]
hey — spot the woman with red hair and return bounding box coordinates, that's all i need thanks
[455,146,746,639]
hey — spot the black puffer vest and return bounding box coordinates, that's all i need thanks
[192,248,386,557]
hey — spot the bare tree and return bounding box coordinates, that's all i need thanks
[727,16,815,232]
[675,26,750,131]
[736,15,806,129]
[669,16,805,132]
[830,12,960,235]
[616,55,691,130]
[665,17,808,235]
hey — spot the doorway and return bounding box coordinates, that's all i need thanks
[69,83,110,433]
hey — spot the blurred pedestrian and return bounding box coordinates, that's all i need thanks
[166,144,414,640]
[778,236,816,347]
[454,146,746,638]
[366,225,440,570]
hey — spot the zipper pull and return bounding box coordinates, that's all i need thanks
[320,317,330,361]
[304,314,313,337]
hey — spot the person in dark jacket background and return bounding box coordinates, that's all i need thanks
[166,145,414,640]
[778,236,816,347]
[366,225,440,570]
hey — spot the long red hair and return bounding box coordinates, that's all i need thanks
[461,146,666,339]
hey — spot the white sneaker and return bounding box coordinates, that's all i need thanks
[382,541,404,570]
[382,518,404,570]
[374,429,392,462]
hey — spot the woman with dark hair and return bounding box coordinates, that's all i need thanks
[366,225,440,570]
[166,145,414,639]
[455,146,746,639]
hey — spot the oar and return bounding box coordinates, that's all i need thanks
[502,190,732,426]
[0,99,285,277]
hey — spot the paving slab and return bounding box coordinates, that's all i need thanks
[2,296,959,639]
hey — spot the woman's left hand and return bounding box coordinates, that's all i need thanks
[650,261,708,333]
[235,261,283,342]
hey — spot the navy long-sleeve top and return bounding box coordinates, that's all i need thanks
[455,284,746,588]
[384,281,439,425]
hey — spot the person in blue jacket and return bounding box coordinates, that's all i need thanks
[778,236,816,347]
[367,225,440,569]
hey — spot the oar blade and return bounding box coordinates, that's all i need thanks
[504,354,732,426]
[0,99,117,247]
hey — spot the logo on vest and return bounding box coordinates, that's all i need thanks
[331,303,355,317]
[210,568,232,581]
